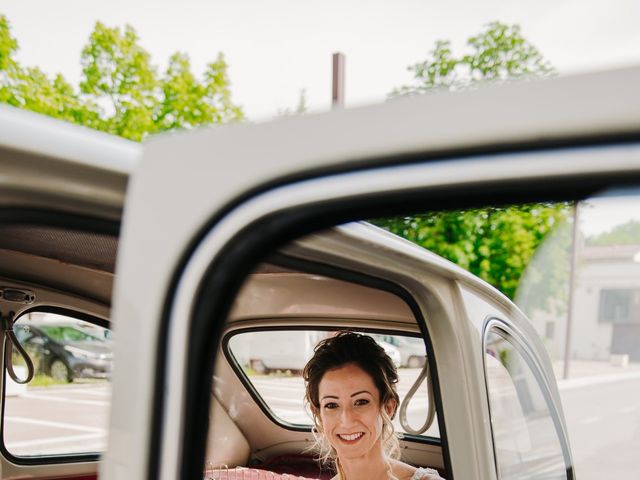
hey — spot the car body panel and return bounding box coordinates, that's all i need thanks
[0,106,138,221]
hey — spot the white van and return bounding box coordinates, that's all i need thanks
[230,329,401,374]
[229,330,328,373]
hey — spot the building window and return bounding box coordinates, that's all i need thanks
[598,289,640,324]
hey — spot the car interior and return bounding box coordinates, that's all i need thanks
[0,221,115,478]
[0,220,446,480]
[204,260,446,479]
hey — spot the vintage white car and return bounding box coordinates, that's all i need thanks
[0,66,639,480]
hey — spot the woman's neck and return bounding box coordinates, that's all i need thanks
[338,453,390,480]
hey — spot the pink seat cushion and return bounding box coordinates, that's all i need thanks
[205,454,333,479]
[204,468,318,479]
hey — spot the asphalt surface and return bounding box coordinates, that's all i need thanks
[559,375,640,479]
[4,382,110,456]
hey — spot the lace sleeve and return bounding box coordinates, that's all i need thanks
[412,467,445,479]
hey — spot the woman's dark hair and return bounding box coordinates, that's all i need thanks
[303,331,400,417]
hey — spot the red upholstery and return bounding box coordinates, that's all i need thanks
[204,455,334,479]
[204,470,317,479]
[259,454,334,479]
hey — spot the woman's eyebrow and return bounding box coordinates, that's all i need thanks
[320,395,339,401]
[350,390,372,397]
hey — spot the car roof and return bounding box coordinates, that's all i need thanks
[0,105,140,307]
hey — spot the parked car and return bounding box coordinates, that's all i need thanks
[14,320,113,382]
[377,339,402,368]
[0,66,639,480]
[371,334,426,368]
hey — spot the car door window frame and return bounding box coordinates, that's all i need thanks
[152,143,640,480]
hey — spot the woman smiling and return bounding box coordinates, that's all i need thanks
[303,332,444,480]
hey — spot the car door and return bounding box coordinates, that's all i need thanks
[105,66,640,480]
[0,107,138,480]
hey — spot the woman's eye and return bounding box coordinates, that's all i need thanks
[354,398,370,407]
[323,402,339,410]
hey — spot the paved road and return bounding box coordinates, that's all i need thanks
[559,375,640,479]
[4,382,110,456]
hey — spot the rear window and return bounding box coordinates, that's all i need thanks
[226,329,439,439]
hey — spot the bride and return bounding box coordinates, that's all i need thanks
[303,332,444,480]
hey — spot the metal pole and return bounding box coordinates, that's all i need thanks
[332,52,345,108]
[563,201,580,379]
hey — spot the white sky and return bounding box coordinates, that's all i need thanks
[3,0,640,121]
[581,196,640,237]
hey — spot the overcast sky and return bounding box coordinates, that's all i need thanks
[3,0,640,121]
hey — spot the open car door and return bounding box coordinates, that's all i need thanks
[105,66,640,480]
[0,107,138,480]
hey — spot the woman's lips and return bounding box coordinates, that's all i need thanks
[337,432,364,442]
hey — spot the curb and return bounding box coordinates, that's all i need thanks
[558,370,640,391]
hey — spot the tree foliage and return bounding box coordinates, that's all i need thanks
[0,15,243,141]
[392,21,554,96]
[378,22,566,302]
[587,220,640,246]
[1,15,97,125]
[373,204,571,301]
[278,88,308,117]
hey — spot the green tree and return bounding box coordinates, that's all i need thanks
[1,15,98,125]
[157,52,243,131]
[373,204,570,301]
[80,22,159,139]
[278,88,308,117]
[587,220,640,246]
[0,14,20,104]
[377,22,566,301]
[392,21,554,96]
[0,15,243,141]
[79,22,243,140]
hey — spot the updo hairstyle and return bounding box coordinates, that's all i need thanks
[302,331,401,465]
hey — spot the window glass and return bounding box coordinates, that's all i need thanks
[4,312,112,457]
[485,327,569,479]
[598,289,640,324]
[227,329,437,438]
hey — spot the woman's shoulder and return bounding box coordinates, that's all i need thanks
[391,460,444,480]
[410,466,444,480]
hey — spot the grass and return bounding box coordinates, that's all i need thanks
[27,374,69,387]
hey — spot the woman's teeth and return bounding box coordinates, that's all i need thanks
[338,432,363,441]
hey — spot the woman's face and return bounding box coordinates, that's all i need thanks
[317,362,395,461]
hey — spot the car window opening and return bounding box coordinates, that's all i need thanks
[3,311,113,458]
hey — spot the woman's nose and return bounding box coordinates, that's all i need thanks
[340,405,356,424]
